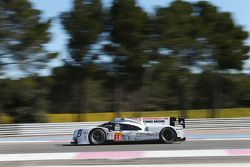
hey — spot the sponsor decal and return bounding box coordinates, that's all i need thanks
[114,132,123,142]
[143,117,168,123]
[136,133,156,137]
[143,120,165,123]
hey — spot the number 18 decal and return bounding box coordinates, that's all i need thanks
[114,132,123,142]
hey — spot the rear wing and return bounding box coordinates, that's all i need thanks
[170,117,186,128]
[142,117,185,128]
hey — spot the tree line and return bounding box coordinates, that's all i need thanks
[0,0,249,123]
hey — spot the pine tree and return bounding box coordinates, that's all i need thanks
[0,0,55,75]
[60,0,103,121]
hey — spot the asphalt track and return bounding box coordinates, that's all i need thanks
[1,140,250,154]
[1,128,250,166]
[1,140,250,166]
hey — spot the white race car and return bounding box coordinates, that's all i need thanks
[71,117,186,145]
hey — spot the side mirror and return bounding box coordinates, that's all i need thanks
[114,124,121,131]
[105,125,113,131]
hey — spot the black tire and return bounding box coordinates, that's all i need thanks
[159,127,177,144]
[89,129,106,145]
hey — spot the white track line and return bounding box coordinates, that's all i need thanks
[31,164,250,167]
[1,149,250,162]
[186,138,250,141]
[0,153,76,162]
[0,140,70,144]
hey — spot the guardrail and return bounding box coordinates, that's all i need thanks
[187,117,250,130]
[1,118,250,137]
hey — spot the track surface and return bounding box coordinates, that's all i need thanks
[1,140,250,166]
[1,129,250,166]
[0,140,250,154]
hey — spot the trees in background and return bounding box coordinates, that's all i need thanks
[194,1,249,117]
[54,0,248,118]
[0,0,56,122]
[153,0,249,117]
[60,0,103,63]
[0,0,57,74]
[1,77,51,123]
[59,0,103,121]
[152,1,197,117]
[104,0,149,115]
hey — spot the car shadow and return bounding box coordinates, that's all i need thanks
[61,140,182,147]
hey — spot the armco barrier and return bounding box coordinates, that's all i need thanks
[0,118,250,137]
[187,117,250,129]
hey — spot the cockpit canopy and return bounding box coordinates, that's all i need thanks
[99,118,143,131]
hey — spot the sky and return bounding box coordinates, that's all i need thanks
[30,0,250,73]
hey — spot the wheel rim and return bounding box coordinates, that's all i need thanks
[162,129,175,141]
[91,130,105,144]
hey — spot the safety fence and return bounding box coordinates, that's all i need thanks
[0,118,250,137]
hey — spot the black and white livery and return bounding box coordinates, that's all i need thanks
[71,117,186,145]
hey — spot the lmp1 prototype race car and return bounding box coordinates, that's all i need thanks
[71,117,186,145]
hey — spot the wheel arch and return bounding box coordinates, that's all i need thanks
[160,126,177,133]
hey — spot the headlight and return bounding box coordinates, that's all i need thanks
[77,129,82,137]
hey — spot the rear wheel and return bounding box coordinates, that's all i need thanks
[159,127,177,144]
[89,129,106,145]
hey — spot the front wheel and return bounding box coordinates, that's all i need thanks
[89,129,106,145]
[159,127,177,144]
